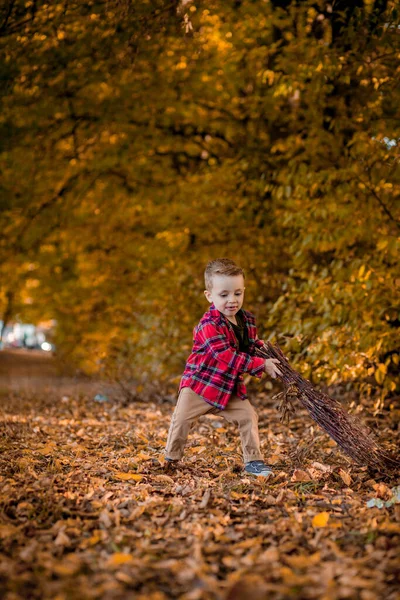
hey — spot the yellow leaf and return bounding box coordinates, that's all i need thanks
[137,452,151,461]
[107,553,134,567]
[114,472,143,482]
[312,512,330,528]
[82,532,103,547]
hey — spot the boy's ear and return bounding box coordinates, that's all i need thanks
[204,290,212,302]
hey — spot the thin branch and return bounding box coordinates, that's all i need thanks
[354,174,400,229]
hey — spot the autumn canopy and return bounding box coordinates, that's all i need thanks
[0,0,399,405]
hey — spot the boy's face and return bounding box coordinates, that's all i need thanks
[204,274,245,319]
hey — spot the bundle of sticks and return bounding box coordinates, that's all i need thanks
[255,341,399,472]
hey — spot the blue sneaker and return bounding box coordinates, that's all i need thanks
[244,461,274,477]
[164,457,178,470]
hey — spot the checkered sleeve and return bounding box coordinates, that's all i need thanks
[197,321,265,377]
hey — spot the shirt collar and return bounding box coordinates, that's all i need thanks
[208,303,246,326]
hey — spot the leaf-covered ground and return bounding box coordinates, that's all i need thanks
[0,357,399,599]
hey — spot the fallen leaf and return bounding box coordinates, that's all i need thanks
[0,524,18,539]
[19,540,38,561]
[189,446,206,454]
[113,472,143,482]
[372,483,391,499]
[280,566,313,585]
[231,491,248,499]
[307,467,325,480]
[285,551,321,568]
[52,555,82,576]
[312,512,330,528]
[291,469,311,482]
[378,521,400,533]
[107,553,134,567]
[136,452,152,461]
[99,509,112,528]
[338,469,352,486]
[311,462,332,473]
[258,547,279,562]
[54,530,71,547]
[263,494,276,505]
[37,443,57,455]
[199,489,211,508]
[152,474,175,484]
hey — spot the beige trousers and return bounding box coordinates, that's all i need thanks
[165,386,263,463]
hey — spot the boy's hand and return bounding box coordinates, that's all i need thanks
[264,358,282,379]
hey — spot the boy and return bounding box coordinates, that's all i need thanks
[165,258,281,477]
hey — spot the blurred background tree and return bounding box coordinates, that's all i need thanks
[0,0,399,407]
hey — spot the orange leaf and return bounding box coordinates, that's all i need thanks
[114,472,143,482]
[312,512,330,528]
[107,553,134,567]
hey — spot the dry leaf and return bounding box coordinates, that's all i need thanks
[37,443,57,455]
[311,461,332,473]
[189,446,207,454]
[372,483,391,499]
[258,547,279,562]
[338,469,352,486]
[54,530,71,547]
[2,347,398,600]
[231,491,248,499]
[285,551,321,568]
[199,489,211,508]
[152,474,175,484]
[0,524,19,539]
[99,509,112,528]
[52,555,82,576]
[291,469,311,482]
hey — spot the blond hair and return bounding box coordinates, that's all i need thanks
[204,258,245,291]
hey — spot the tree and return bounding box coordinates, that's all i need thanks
[0,0,398,404]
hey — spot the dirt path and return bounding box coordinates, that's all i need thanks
[0,349,109,397]
[0,352,399,599]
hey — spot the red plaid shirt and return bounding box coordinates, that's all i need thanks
[179,304,265,410]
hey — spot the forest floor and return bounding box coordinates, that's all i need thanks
[0,350,399,600]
